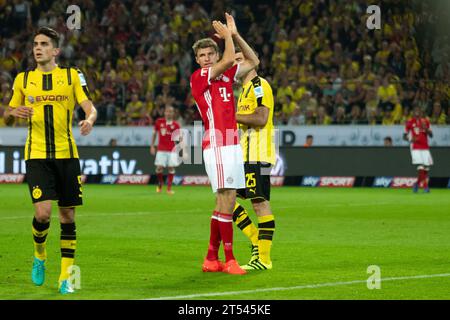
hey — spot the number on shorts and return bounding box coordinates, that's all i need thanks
[246,173,256,188]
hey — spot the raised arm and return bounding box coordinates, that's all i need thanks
[226,12,260,78]
[209,20,235,80]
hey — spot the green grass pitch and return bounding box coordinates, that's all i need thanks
[0,184,449,300]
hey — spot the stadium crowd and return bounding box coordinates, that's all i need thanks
[0,0,449,127]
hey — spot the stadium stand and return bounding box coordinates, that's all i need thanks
[0,0,449,127]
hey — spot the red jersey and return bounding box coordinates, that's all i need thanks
[405,117,431,150]
[190,64,240,150]
[154,118,180,152]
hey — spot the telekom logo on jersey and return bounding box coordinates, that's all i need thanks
[219,87,231,102]
[200,68,231,102]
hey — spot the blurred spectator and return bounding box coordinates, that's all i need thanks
[384,136,393,147]
[377,75,398,113]
[332,106,347,125]
[429,101,446,125]
[109,138,118,147]
[315,106,332,125]
[287,106,304,126]
[303,135,313,147]
[125,93,144,125]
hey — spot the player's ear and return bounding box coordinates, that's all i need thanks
[53,47,61,58]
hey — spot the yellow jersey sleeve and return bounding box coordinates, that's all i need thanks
[9,72,25,108]
[72,68,90,104]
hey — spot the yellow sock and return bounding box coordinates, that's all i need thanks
[59,257,75,282]
[257,215,275,265]
[32,218,49,261]
[233,203,258,246]
[59,223,76,282]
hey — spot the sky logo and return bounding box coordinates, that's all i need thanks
[373,177,393,188]
[301,176,320,187]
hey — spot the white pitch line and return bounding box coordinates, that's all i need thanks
[145,273,450,300]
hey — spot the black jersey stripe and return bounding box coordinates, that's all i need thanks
[66,67,72,85]
[82,85,91,99]
[23,71,29,88]
[247,132,250,162]
[76,69,91,99]
[42,74,53,91]
[243,85,252,98]
[44,105,55,159]
[67,110,74,158]
[27,117,32,159]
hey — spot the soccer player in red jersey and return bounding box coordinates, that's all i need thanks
[403,106,433,193]
[150,105,181,195]
[190,13,259,275]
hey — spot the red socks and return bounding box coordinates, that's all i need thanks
[167,173,174,190]
[417,169,427,188]
[157,173,164,187]
[422,170,429,189]
[206,211,221,261]
[217,213,235,262]
[206,212,235,262]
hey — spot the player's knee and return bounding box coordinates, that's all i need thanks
[59,207,75,223]
[417,165,424,171]
[34,203,52,222]
[35,212,51,223]
[168,167,175,174]
[217,189,236,213]
[155,166,164,173]
[252,200,271,216]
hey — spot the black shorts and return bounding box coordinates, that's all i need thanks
[237,162,271,201]
[25,159,83,207]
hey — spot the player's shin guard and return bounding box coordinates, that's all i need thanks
[218,213,235,262]
[59,223,76,282]
[206,211,221,261]
[257,215,275,265]
[233,203,258,246]
[32,217,50,261]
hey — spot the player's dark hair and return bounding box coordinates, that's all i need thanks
[34,27,60,48]
[307,135,313,139]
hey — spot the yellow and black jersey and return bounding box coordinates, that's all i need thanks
[237,76,276,165]
[9,65,91,160]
